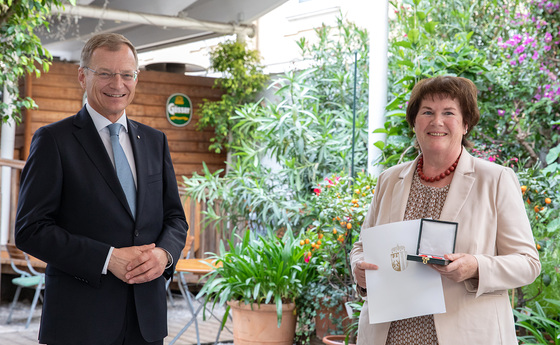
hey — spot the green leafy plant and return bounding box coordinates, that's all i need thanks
[514,299,560,345]
[0,0,76,123]
[344,300,363,344]
[197,229,318,327]
[182,15,369,236]
[515,159,560,314]
[295,171,376,344]
[307,171,376,290]
[379,0,489,167]
[196,40,268,154]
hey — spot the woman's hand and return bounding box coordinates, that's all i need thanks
[354,260,379,288]
[431,253,478,282]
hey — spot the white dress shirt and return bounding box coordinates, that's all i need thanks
[87,104,138,275]
[87,103,137,187]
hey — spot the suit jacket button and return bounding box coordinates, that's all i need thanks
[134,230,139,237]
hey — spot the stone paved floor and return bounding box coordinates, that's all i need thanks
[0,293,326,345]
[0,291,234,345]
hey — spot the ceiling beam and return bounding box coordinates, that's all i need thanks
[50,4,256,38]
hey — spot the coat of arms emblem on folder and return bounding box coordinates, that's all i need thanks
[391,244,408,272]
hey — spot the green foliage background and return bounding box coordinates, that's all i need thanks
[184,17,369,238]
[187,0,560,342]
[0,0,75,123]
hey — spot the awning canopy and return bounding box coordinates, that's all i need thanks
[39,0,288,62]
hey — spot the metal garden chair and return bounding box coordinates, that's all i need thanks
[4,244,45,328]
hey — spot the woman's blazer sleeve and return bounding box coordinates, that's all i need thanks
[472,167,541,297]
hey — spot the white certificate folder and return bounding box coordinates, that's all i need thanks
[361,219,446,324]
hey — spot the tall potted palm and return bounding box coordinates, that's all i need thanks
[197,229,317,345]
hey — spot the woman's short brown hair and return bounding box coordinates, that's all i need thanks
[406,76,480,148]
[80,33,138,69]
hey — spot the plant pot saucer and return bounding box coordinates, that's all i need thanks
[322,334,356,345]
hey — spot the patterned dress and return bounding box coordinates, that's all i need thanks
[385,172,450,345]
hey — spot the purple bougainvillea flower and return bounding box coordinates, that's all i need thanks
[498,109,505,116]
[523,35,535,45]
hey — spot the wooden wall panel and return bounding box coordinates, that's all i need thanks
[18,61,227,182]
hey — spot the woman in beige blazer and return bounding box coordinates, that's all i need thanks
[351,76,540,345]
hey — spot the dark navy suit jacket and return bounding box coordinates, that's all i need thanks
[15,106,188,344]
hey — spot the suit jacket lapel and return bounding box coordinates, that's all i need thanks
[72,107,134,219]
[127,119,145,221]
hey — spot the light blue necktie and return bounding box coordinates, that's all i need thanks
[108,123,136,219]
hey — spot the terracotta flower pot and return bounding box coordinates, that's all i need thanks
[227,301,296,345]
[322,334,356,345]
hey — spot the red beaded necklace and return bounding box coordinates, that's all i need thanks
[417,151,462,183]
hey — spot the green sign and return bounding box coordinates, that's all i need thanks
[166,93,193,127]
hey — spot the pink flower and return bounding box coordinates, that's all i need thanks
[498,109,505,116]
[510,60,517,66]
[523,36,535,45]
[314,188,321,195]
[304,255,310,263]
[544,45,551,51]
[532,51,539,60]
[545,32,553,43]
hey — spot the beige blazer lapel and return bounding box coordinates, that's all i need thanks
[440,150,476,222]
[390,157,418,222]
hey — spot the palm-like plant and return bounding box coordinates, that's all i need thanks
[197,229,318,327]
[514,300,560,345]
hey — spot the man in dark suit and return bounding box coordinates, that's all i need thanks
[15,33,188,345]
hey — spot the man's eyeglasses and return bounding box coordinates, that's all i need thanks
[83,67,138,82]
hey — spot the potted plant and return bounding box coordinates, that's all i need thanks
[197,229,318,345]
